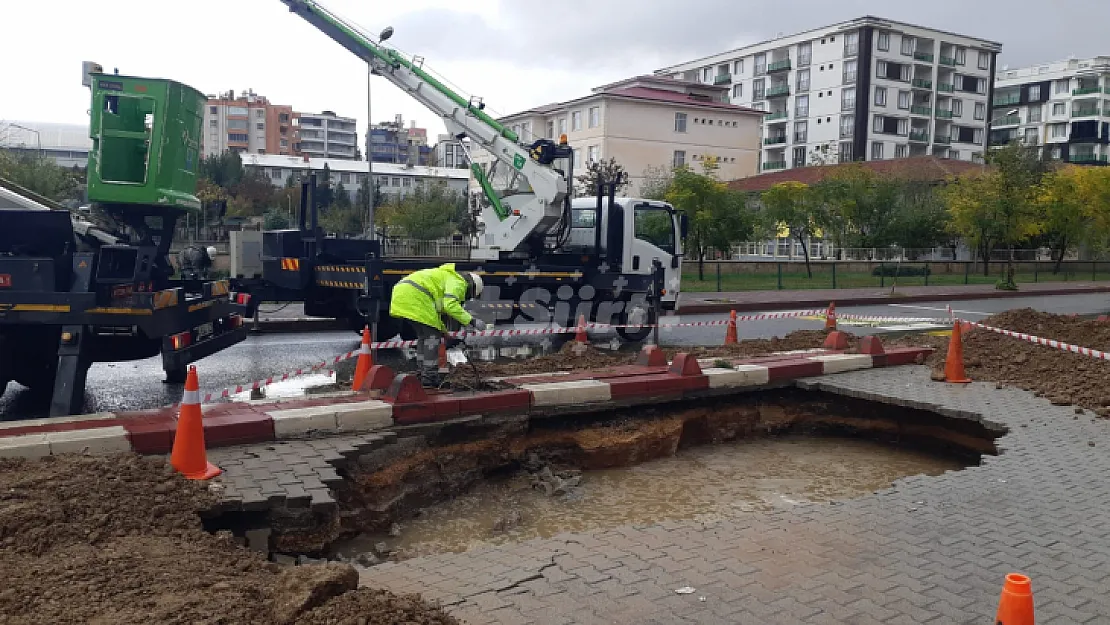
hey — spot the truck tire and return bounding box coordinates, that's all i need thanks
[616,304,655,342]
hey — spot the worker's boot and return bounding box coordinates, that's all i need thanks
[418,369,444,388]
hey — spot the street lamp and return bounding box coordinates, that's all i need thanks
[366,26,394,240]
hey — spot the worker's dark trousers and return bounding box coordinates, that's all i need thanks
[402,320,443,380]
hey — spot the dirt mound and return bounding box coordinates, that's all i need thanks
[890,310,1110,414]
[0,454,457,625]
[296,588,460,625]
[667,329,847,360]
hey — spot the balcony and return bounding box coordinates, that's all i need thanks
[910,105,932,116]
[1072,108,1100,118]
[934,135,951,145]
[939,56,957,66]
[767,59,792,73]
[914,51,935,63]
[766,85,791,98]
[937,83,955,93]
[935,109,954,119]
[1074,86,1101,96]
[912,79,933,90]
[993,115,1021,126]
[909,130,930,142]
[714,74,732,85]
[1069,154,1108,164]
[763,161,787,171]
[765,111,789,121]
[764,136,788,145]
[993,95,1020,107]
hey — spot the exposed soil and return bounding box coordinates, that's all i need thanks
[0,455,457,625]
[890,308,1110,415]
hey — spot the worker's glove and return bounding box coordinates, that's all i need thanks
[470,318,488,332]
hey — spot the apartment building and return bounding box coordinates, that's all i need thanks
[656,16,1002,172]
[366,115,433,166]
[239,153,469,201]
[434,134,471,169]
[298,111,358,160]
[993,57,1110,165]
[490,75,764,195]
[202,90,299,158]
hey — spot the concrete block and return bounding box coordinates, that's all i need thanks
[810,353,874,374]
[0,412,117,431]
[45,426,132,455]
[268,406,338,437]
[704,364,771,389]
[0,433,51,459]
[334,400,393,431]
[522,379,611,406]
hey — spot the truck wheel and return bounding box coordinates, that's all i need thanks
[616,305,655,342]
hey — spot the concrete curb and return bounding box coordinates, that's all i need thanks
[0,343,932,459]
[677,284,1110,314]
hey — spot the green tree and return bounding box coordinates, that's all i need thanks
[1036,164,1110,272]
[263,209,290,230]
[314,163,334,210]
[378,183,466,239]
[0,150,82,201]
[640,165,674,201]
[665,164,754,280]
[199,151,243,188]
[332,181,352,210]
[888,180,950,253]
[761,181,819,277]
[575,157,630,197]
[988,143,1049,286]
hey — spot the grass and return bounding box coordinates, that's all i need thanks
[681,267,1110,292]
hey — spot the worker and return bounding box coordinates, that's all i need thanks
[389,263,487,385]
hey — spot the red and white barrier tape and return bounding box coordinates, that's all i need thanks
[960,319,1110,361]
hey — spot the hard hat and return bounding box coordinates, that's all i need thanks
[467,272,484,298]
[206,246,218,259]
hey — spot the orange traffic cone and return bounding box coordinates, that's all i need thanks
[825,301,837,331]
[724,310,738,345]
[437,339,449,373]
[995,573,1034,625]
[351,325,373,392]
[575,314,588,344]
[170,366,221,480]
[944,320,972,384]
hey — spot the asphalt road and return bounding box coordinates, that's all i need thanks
[2,293,1108,419]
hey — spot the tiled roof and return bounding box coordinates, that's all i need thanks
[727,156,985,192]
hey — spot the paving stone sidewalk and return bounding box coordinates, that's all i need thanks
[357,367,1110,624]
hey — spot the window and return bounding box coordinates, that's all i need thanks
[209,106,217,114]
[546,120,555,138]
[571,111,582,131]
[588,106,600,128]
[227,119,248,130]
[795,94,809,117]
[974,128,984,144]
[673,150,686,167]
[840,115,855,138]
[1028,105,1042,123]
[1025,128,1039,144]
[842,87,856,111]
[570,208,596,229]
[877,31,890,51]
[949,150,960,160]
[392,177,401,187]
[228,106,248,116]
[209,119,217,128]
[843,59,857,84]
[522,122,531,137]
[280,139,288,148]
[343,173,353,184]
[558,117,567,134]
[634,206,675,254]
[256,109,265,119]
[1053,102,1066,116]
[753,78,765,100]
[839,142,853,162]
[844,31,859,57]
[733,59,744,75]
[674,112,687,132]
[953,99,963,116]
[227,133,248,142]
[1051,147,1062,159]
[1051,124,1067,138]
[875,86,887,106]
[587,145,599,162]
[732,83,743,99]
[403,177,412,188]
[1029,85,1041,100]
[256,122,265,130]
[797,42,811,67]
[978,51,990,70]
[900,35,914,56]
[702,67,712,82]
[974,102,986,120]
[755,53,766,75]
[877,60,887,76]
[871,142,884,159]
[796,69,810,92]
[271,168,283,180]
[512,124,521,136]
[792,146,807,168]
[1055,79,1070,95]
[955,47,966,65]
[794,121,808,143]
[895,144,909,158]
[897,91,910,109]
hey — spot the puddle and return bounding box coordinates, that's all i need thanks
[228,372,336,402]
[334,435,962,560]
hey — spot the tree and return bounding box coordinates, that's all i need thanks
[987,143,1049,286]
[640,164,674,201]
[314,163,334,210]
[199,151,243,188]
[377,183,466,239]
[0,149,83,201]
[227,167,275,217]
[664,165,754,280]
[761,182,819,277]
[263,210,290,230]
[332,181,352,210]
[575,157,630,197]
[1037,165,1110,272]
[888,180,950,253]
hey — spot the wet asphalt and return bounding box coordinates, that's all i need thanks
[1,293,1107,420]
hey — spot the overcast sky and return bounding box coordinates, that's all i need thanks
[3,0,1109,141]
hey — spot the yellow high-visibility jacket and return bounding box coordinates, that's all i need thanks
[388,263,473,332]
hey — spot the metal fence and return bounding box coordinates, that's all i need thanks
[378,238,471,259]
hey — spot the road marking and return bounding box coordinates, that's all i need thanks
[887,304,991,316]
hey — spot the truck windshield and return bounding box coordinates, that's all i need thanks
[634,205,675,254]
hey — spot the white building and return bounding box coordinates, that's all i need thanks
[993,56,1110,164]
[0,121,91,168]
[656,16,1002,171]
[298,111,358,160]
[239,154,469,201]
[434,134,471,169]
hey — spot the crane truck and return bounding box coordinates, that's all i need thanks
[0,67,251,416]
[237,0,686,342]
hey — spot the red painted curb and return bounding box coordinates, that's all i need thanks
[766,360,825,381]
